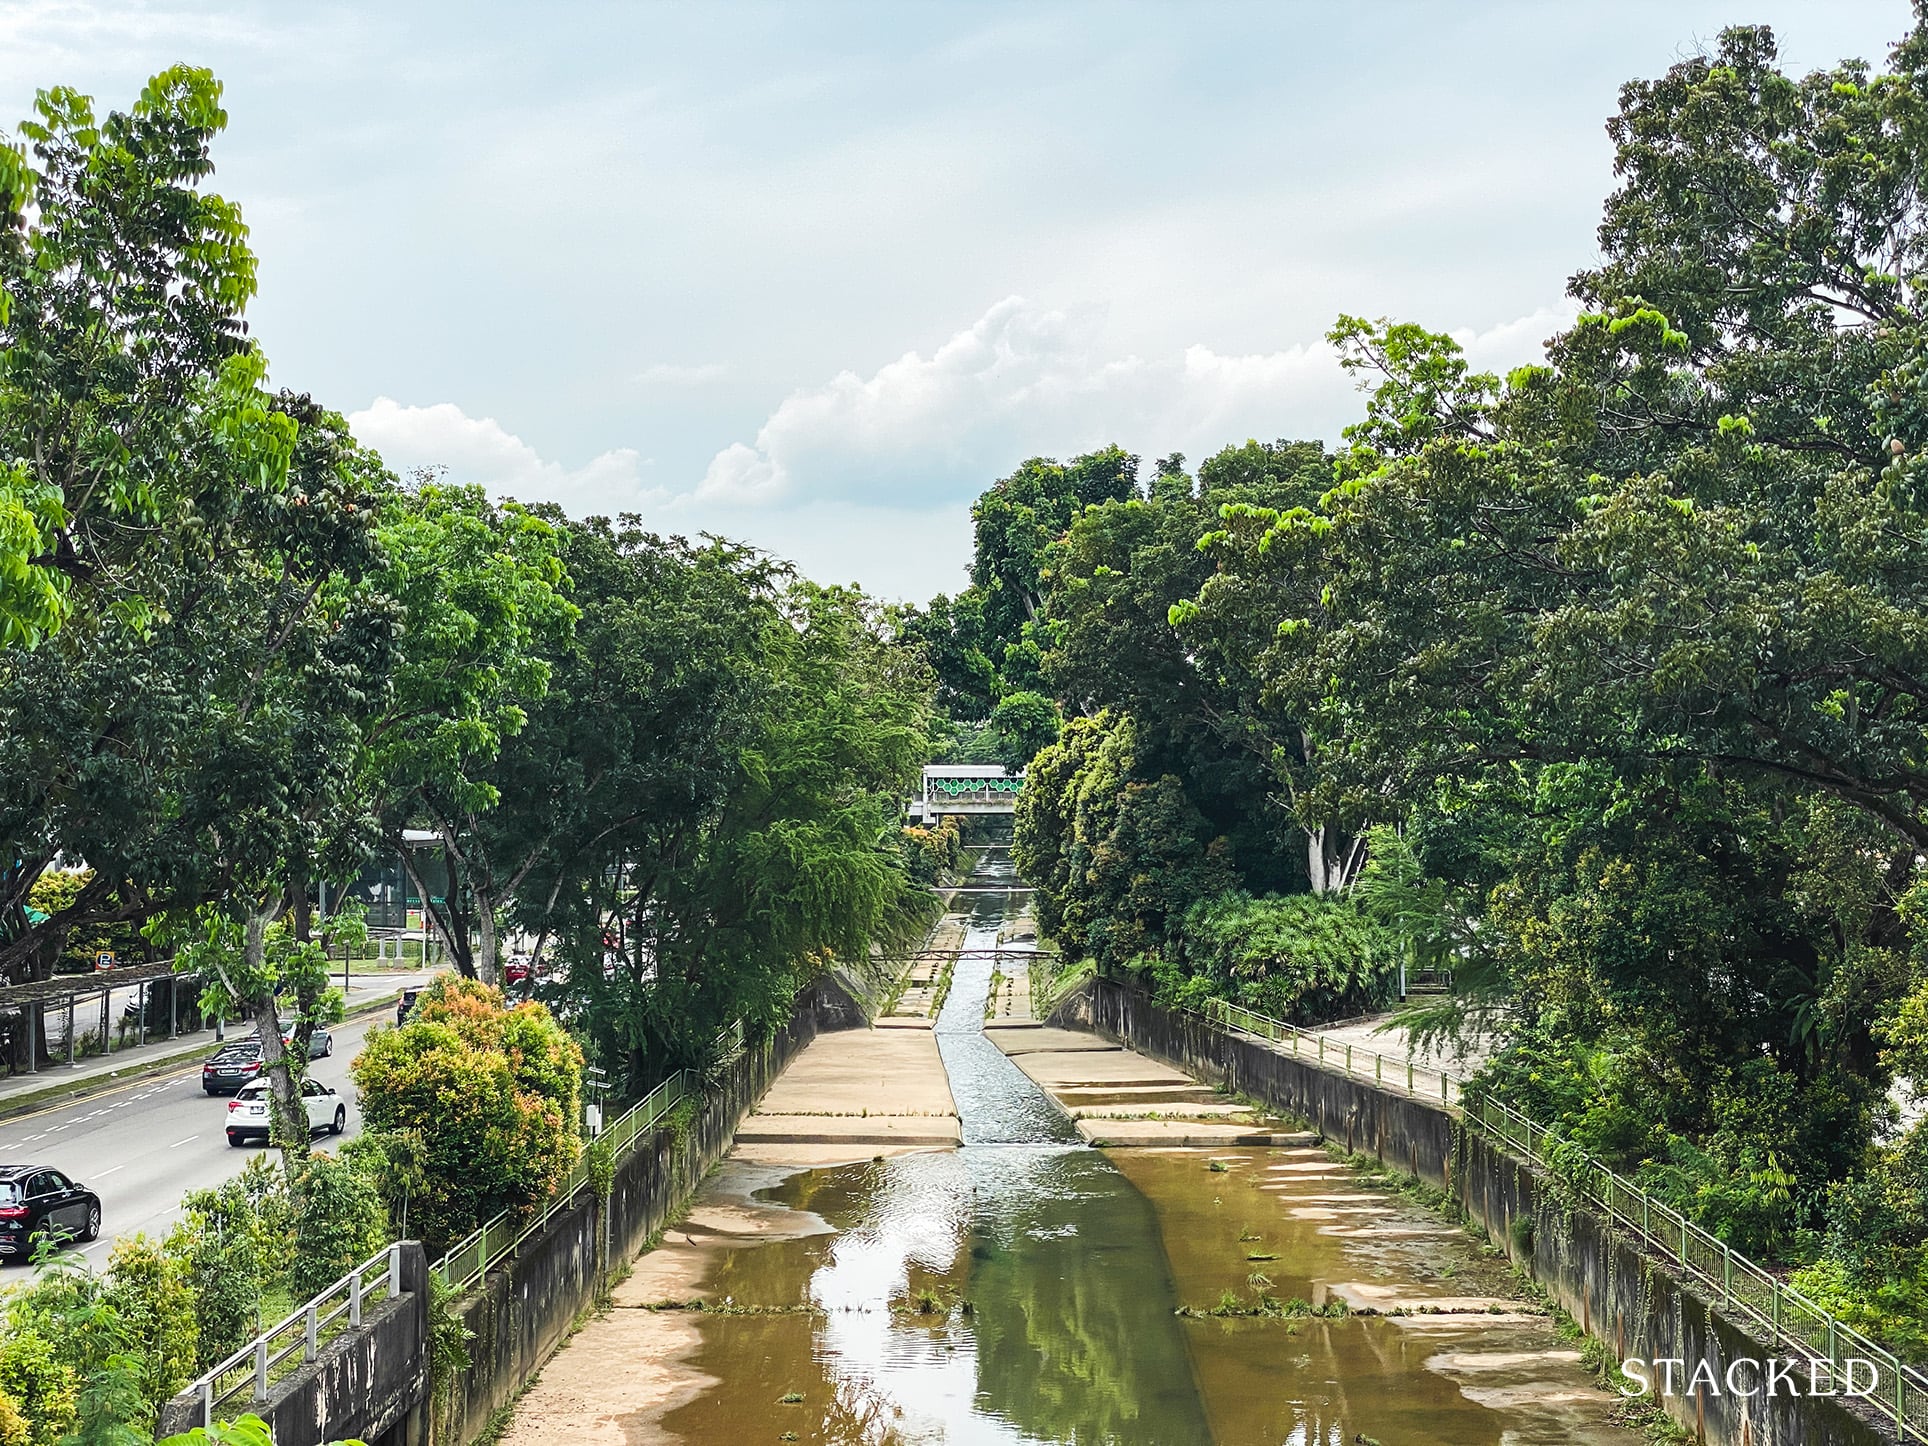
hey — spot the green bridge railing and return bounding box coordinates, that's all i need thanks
[1192,995,1928,1443]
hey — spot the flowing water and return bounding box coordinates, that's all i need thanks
[658,845,1635,1445]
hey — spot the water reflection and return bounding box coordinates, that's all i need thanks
[784,842,1211,1441]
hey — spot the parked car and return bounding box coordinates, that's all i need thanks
[504,955,531,986]
[397,989,422,1026]
[225,1078,348,1147]
[0,1166,100,1259]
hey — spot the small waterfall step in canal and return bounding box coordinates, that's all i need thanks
[512,838,1647,1446]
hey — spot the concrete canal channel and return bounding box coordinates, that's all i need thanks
[501,843,1642,1445]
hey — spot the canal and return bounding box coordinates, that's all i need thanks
[655,844,1636,1444]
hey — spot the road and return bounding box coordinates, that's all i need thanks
[0,1006,405,1267]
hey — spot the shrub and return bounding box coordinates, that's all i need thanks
[0,1334,75,1446]
[900,816,964,886]
[100,1235,198,1421]
[351,976,582,1252]
[286,1152,389,1301]
[1170,891,1395,1024]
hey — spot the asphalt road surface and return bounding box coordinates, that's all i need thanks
[0,1007,400,1267]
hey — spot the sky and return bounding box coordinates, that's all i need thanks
[1,1,1913,600]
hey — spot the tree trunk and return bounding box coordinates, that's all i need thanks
[1307,825,1367,895]
[241,912,309,1160]
[473,888,501,990]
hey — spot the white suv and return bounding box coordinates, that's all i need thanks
[225,1078,348,1147]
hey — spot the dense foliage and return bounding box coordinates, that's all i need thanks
[0,68,932,1124]
[959,11,1928,1364]
[0,63,940,1441]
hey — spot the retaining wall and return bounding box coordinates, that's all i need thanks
[154,1245,431,1446]
[1056,978,1894,1446]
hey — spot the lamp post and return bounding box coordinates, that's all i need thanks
[584,1066,607,1138]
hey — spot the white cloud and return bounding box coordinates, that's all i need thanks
[693,295,1569,509]
[347,397,660,515]
[635,361,729,386]
[348,299,1573,602]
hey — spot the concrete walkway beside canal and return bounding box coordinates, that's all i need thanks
[732,1016,962,1163]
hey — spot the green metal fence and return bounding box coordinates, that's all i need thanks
[434,1067,695,1292]
[1193,994,1928,1441]
[435,1020,744,1292]
[1201,996,1462,1106]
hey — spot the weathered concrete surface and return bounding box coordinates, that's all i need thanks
[155,1245,430,1446]
[1074,1118,1316,1146]
[989,1022,1307,1147]
[1058,979,1893,1446]
[733,1016,961,1156]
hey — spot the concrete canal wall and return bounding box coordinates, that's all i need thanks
[1054,978,1894,1446]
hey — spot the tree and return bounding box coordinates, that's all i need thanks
[361,481,575,988]
[1162,16,1928,1281]
[985,691,1060,774]
[350,976,582,1252]
[1045,441,1328,895]
[0,72,396,1010]
[460,518,773,989]
[0,68,263,650]
[559,580,935,1094]
[1014,711,1235,970]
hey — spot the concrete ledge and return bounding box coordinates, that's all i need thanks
[1077,1120,1315,1147]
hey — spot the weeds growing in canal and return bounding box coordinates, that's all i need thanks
[1177,1293,1353,1320]
[928,955,957,1017]
[641,1298,825,1316]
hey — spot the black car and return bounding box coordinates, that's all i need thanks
[0,1166,100,1260]
[199,1024,334,1096]
[202,1041,263,1095]
[397,989,422,1026]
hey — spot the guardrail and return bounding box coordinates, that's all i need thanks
[435,1020,745,1292]
[434,1070,694,1291]
[1190,993,1928,1442]
[187,1244,403,1427]
[1200,997,1463,1106]
[1469,1091,1928,1442]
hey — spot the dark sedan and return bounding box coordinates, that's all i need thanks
[0,1166,100,1260]
[202,1041,264,1095]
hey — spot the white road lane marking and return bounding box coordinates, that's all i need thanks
[92,1165,122,1177]
[168,1136,196,1148]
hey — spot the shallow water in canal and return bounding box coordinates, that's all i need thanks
[660,846,1633,1445]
